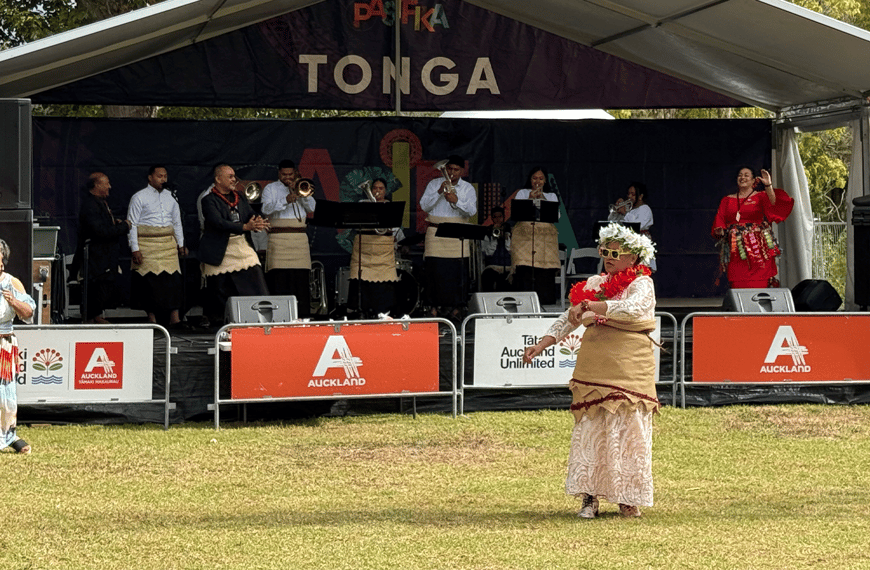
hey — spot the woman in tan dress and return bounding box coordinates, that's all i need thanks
[524,222,658,518]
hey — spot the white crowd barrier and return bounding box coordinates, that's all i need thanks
[459,311,679,415]
[15,324,174,429]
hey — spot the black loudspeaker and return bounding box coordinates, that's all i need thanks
[0,209,33,293]
[225,296,298,323]
[0,99,32,209]
[469,292,541,314]
[791,279,842,311]
[722,288,795,312]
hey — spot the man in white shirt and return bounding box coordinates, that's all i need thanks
[127,165,187,328]
[420,154,477,319]
[260,159,316,318]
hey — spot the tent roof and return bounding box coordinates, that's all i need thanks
[1,0,869,111]
[468,0,870,111]
[0,0,319,99]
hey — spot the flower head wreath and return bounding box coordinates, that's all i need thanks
[598,222,656,265]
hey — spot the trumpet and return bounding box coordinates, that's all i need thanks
[359,180,389,235]
[294,177,315,198]
[432,158,458,209]
[609,199,633,214]
[492,226,502,239]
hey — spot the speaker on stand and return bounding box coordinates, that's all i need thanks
[0,99,33,294]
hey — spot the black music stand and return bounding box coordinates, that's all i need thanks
[311,200,405,315]
[434,223,491,304]
[511,199,559,298]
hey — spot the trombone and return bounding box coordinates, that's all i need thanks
[293,177,315,198]
[238,181,263,203]
[432,158,459,209]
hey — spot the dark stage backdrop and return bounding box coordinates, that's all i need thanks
[32,117,770,299]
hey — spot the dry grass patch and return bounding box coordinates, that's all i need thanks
[720,404,870,439]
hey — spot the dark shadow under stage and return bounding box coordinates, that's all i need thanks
[19,300,870,426]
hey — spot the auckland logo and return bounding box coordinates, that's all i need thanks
[760,326,811,373]
[308,336,367,388]
[82,348,117,378]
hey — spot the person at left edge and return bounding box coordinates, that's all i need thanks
[73,172,131,324]
[261,159,316,319]
[199,164,270,324]
[127,165,188,328]
[0,239,36,455]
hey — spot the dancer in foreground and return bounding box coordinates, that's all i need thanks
[0,239,36,454]
[523,222,658,518]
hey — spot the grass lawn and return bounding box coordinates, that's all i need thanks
[4,404,870,570]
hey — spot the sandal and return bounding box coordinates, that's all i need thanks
[10,439,31,454]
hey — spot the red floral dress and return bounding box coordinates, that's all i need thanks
[711,188,794,288]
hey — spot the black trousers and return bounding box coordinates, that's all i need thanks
[513,265,558,305]
[205,265,269,324]
[266,268,311,318]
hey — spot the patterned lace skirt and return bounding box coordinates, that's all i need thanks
[565,406,654,507]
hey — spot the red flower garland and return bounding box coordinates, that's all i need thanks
[211,185,240,208]
[569,265,652,306]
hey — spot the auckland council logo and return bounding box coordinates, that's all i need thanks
[308,336,367,388]
[31,348,64,385]
[760,326,811,373]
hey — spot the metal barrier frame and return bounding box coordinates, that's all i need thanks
[679,311,870,408]
[211,317,458,429]
[17,323,175,429]
[459,311,679,415]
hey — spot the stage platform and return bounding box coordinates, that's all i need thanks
[20,298,870,426]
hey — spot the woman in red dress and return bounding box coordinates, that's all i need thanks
[712,166,794,288]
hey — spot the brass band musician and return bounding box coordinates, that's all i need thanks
[420,155,477,320]
[511,166,560,305]
[261,159,316,318]
[348,178,406,317]
[480,206,512,292]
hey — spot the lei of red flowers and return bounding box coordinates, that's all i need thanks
[211,185,240,208]
[569,265,652,306]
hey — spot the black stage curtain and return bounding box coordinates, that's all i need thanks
[33,116,770,300]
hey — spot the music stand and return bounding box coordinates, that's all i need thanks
[311,200,405,315]
[512,199,559,224]
[434,223,491,304]
[510,199,559,298]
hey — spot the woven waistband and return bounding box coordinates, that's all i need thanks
[270,227,307,234]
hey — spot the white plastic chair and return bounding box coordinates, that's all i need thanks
[560,247,603,309]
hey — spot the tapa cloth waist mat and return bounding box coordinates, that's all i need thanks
[266,218,310,270]
[202,234,260,276]
[132,225,179,275]
[424,215,470,258]
[511,222,560,269]
[569,317,660,422]
[350,233,398,282]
